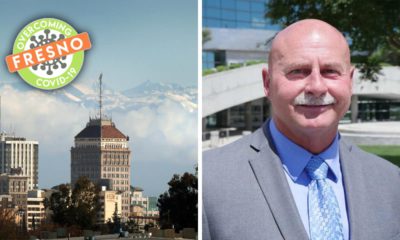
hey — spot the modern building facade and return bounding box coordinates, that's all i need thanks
[0,134,39,190]
[71,117,131,221]
[203,0,277,131]
[147,196,159,218]
[203,0,277,69]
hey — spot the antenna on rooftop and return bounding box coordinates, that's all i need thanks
[99,73,103,120]
[0,95,2,133]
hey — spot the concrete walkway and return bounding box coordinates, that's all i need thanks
[339,121,400,145]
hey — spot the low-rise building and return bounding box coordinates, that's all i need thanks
[130,187,159,228]
[0,194,13,209]
[26,189,45,231]
[97,187,122,223]
[0,172,28,209]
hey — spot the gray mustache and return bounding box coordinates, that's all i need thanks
[293,92,337,106]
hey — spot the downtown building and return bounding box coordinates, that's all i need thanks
[26,189,46,231]
[97,187,122,224]
[130,186,159,230]
[71,117,131,221]
[203,0,278,132]
[0,133,39,190]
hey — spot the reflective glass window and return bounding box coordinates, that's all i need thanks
[222,10,236,21]
[221,0,236,9]
[206,8,220,18]
[237,0,250,11]
[237,11,250,21]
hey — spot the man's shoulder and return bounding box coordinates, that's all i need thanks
[203,128,267,166]
[340,138,400,175]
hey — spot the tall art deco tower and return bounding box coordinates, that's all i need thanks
[70,74,131,220]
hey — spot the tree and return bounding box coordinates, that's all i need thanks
[110,202,121,233]
[0,207,28,240]
[49,183,71,226]
[70,177,100,229]
[203,29,212,45]
[265,0,400,81]
[157,172,198,232]
[49,177,100,229]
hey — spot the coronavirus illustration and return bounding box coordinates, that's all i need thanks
[29,29,68,75]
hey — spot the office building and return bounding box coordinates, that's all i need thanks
[203,0,277,131]
[71,117,131,221]
[0,134,39,190]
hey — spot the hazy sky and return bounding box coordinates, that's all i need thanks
[0,0,198,90]
[0,0,198,197]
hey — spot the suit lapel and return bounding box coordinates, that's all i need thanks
[339,140,364,240]
[248,126,309,240]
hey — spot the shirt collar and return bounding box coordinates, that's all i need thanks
[267,119,340,183]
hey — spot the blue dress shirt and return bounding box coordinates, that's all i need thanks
[267,120,349,240]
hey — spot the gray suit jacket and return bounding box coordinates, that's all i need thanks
[203,122,400,240]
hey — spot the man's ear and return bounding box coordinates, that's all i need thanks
[262,68,270,97]
[349,65,355,91]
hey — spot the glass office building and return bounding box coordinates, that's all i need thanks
[203,0,269,29]
[203,0,278,69]
[202,0,276,131]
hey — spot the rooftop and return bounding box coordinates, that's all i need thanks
[75,118,127,139]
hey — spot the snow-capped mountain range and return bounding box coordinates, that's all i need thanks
[29,80,198,113]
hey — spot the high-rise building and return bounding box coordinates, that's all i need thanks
[71,117,131,221]
[0,134,39,190]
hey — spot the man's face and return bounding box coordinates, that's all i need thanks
[264,28,354,136]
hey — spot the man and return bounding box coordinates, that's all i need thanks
[202,19,400,240]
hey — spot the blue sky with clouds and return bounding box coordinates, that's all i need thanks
[0,0,198,197]
[0,0,198,90]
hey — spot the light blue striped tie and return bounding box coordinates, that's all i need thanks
[306,156,344,240]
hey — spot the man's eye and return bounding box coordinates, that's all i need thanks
[321,69,340,76]
[289,69,303,74]
[287,69,310,78]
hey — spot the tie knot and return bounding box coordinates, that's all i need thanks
[306,156,328,180]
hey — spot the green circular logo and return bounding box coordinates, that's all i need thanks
[12,18,86,90]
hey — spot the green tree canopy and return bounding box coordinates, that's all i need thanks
[157,171,198,232]
[49,183,71,226]
[48,177,100,229]
[203,29,212,45]
[265,0,400,81]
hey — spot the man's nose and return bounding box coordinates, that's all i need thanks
[304,70,328,97]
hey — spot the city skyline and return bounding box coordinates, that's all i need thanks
[0,0,198,197]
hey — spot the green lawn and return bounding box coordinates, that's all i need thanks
[359,145,400,167]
